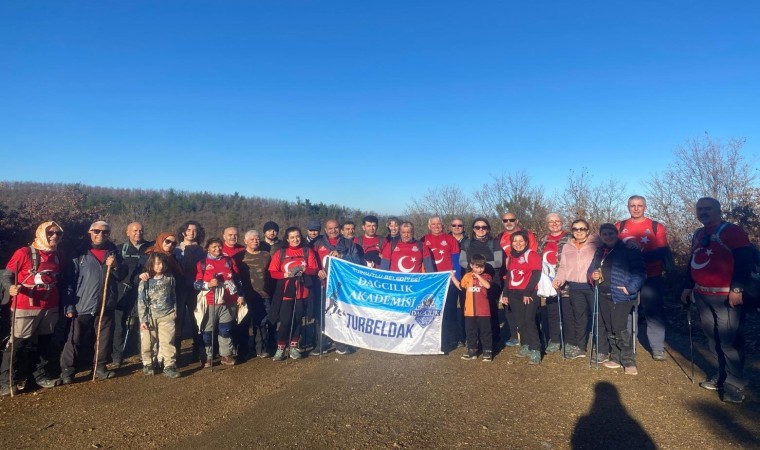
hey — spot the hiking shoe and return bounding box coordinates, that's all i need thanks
[273,348,287,361]
[94,370,116,380]
[258,351,272,358]
[722,384,746,404]
[289,347,302,360]
[504,338,520,347]
[461,349,478,360]
[591,353,609,364]
[310,344,332,356]
[699,376,722,391]
[568,347,586,360]
[652,350,666,361]
[624,366,638,376]
[163,366,181,378]
[528,350,541,365]
[35,377,62,389]
[1,385,18,396]
[60,374,74,385]
[143,365,155,376]
[482,351,493,362]
[516,344,531,358]
[220,356,236,366]
[563,345,576,359]
[545,342,561,354]
[602,360,622,369]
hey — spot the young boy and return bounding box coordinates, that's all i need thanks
[451,254,493,361]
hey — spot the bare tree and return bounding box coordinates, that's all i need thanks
[404,184,473,232]
[557,168,627,229]
[472,171,552,233]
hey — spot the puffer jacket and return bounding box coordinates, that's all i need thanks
[588,240,646,303]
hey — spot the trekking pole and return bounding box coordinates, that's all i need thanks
[632,293,639,356]
[93,256,113,382]
[686,298,695,384]
[286,278,300,362]
[319,281,326,358]
[557,295,565,360]
[589,285,599,369]
[210,286,220,372]
[8,262,19,397]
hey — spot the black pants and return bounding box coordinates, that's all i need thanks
[508,290,540,351]
[276,300,304,347]
[441,282,460,350]
[465,316,492,352]
[599,296,634,366]
[569,288,610,352]
[60,312,114,375]
[540,296,561,345]
[695,292,747,390]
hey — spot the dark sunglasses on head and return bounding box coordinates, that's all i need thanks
[473,225,490,230]
[91,229,110,235]
[47,231,63,237]
[502,219,516,223]
[571,227,588,232]
[451,224,463,228]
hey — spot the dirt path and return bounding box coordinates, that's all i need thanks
[1,323,758,449]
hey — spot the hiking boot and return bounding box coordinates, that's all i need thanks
[568,347,586,360]
[722,384,746,404]
[545,342,561,354]
[504,338,520,347]
[591,352,609,364]
[1,385,18,396]
[624,366,638,376]
[143,365,155,376]
[273,348,287,361]
[35,377,62,389]
[516,344,531,358]
[699,376,722,391]
[481,351,493,362]
[289,347,302,360]
[94,370,116,380]
[602,360,622,369]
[527,350,541,365]
[461,349,478,360]
[652,350,666,361]
[163,366,181,378]
[220,356,236,366]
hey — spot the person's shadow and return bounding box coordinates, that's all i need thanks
[572,381,657,449]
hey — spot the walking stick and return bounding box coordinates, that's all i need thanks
[319,280,326,358]
[8,262,19,397]
[93,257,113,382]
[686,301,695,384]
[589,285,599,369]
[632,293,639,356]
[557,295,565,360]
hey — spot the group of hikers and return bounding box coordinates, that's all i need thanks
[0,195,754,404]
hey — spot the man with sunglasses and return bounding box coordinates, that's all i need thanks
[496,213,537,347]
[1,221,65,396]
[680,197,753,403]
[111,222,153,368]
[448,218,467,244]
[615,195,674,361]
[60,221,127,383]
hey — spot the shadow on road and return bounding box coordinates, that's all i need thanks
[571,381,656,450]
[689,399,760,447]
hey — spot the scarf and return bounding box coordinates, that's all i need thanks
[32,221,63,252]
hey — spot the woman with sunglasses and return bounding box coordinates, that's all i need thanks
[553,219,604,360]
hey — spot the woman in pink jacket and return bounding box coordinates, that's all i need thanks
[552,219,605,360]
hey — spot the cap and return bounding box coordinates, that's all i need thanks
[263,221,280,233]
[307,219,321,231]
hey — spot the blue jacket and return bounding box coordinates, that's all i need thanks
[588,241,645,303]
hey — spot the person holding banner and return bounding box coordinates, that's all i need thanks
[269,227,319,361]
[423,216,462,352]
[380,222,434,274]
[501,231,543,365]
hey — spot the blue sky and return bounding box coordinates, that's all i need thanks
[1,1,758,214]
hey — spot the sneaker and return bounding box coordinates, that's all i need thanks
[310,344,332,356]
[143,365,155,376]
[60,374,74,385]
[624,366,638,376]
[568,347,587,360]
[335,348,350,355]
[516,344,531,358]
[699,376,722,391]
[563,345,576,359]
[504,338,520,347]
[273,348,287,361]
[94,370,116,380]
[482,351,493,362]
[35,377,62,389]
[289,347,302,360]
[163,366,181,378]
[545,342,561,354]
[652,350,666,361]
[1,385,18,396]
[202,361,213,369]
[528,350,541,365]
[602,360,622,369]
[591,353,609,364]
[258,351,272,359]
[461,349,478,360]
[220,356,236,366]
[722,384,746,404]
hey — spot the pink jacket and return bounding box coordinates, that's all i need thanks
[554,234,600,284]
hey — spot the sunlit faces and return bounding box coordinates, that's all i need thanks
[471,264,485,275]
[89,227,111,245]
[307,229,320,240]
[46,225,63,248]
[472,221,490,236]
[162,237,177,251]
[600,228,619,246]
[127,222,144,245]
[244,233,261,252]
[450,221,464,235]
[286,230,302,246]
[324,220,340,239]
[264,229,278,242]
[207,242,223,257]
[223,228,239,246]
[341,223,356,239]
[696,198,722,226]
[387,220,399,237]
[184,224,198,243]
[502,213,517,231]
[362,221,378,238]
[400,223,414,242]
[627,198,646,220]
[152,258,166,275]
[570,220,590,243]
[511,234,527,252]
[546,215,562,234]
[428,218,444,235]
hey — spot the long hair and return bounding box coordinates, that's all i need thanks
[177,220,205,245]
[145,252,170,278]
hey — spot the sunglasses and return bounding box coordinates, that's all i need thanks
[450,224,463,228]
[571,227,589,232]
[502,219,516,223]
[164,239,177,246]
[473,225,490,230]
[91,229,110,235]
[47,231,63,237]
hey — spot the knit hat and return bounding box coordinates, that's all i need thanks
[306,219,321,231]
[263,221,280,233]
